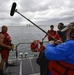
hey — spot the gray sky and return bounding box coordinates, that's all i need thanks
[0,0,74,26]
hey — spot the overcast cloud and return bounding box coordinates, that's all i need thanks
[0,0,74,26]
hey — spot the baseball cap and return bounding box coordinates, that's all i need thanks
[61,22,74,32]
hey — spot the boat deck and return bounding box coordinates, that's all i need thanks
[4,57,40,75]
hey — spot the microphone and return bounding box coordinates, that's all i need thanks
[10,2,17,16]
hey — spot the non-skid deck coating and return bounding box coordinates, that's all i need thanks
[5,57,40,75]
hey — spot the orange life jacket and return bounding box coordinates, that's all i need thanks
[48,61,74,75]
[3,33,11,45]
[0,32,11,50]
[47,30,56,41]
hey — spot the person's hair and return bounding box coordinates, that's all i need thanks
[59,22,64,26]
[59,22,64,29]
[50,25,54,28]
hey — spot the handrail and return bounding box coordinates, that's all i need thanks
[15,42,31,59]
[15,41,48,59]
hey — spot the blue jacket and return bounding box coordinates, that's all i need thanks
[44,40,74,75]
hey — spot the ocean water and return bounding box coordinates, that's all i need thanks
[0,25,58,58]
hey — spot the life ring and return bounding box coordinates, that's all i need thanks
[30,40,45,52]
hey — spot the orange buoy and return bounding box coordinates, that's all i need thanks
[30,40,45,52]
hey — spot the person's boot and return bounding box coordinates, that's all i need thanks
[5,62,18,67]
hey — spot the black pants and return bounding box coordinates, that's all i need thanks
[36,51,49,75]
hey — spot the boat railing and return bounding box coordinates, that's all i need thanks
[14,42,39,59]
[9,41,48,60]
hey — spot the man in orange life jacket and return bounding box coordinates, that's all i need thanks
[0,25,13,74]
[42,25,61,41]
[44,22,74,75]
